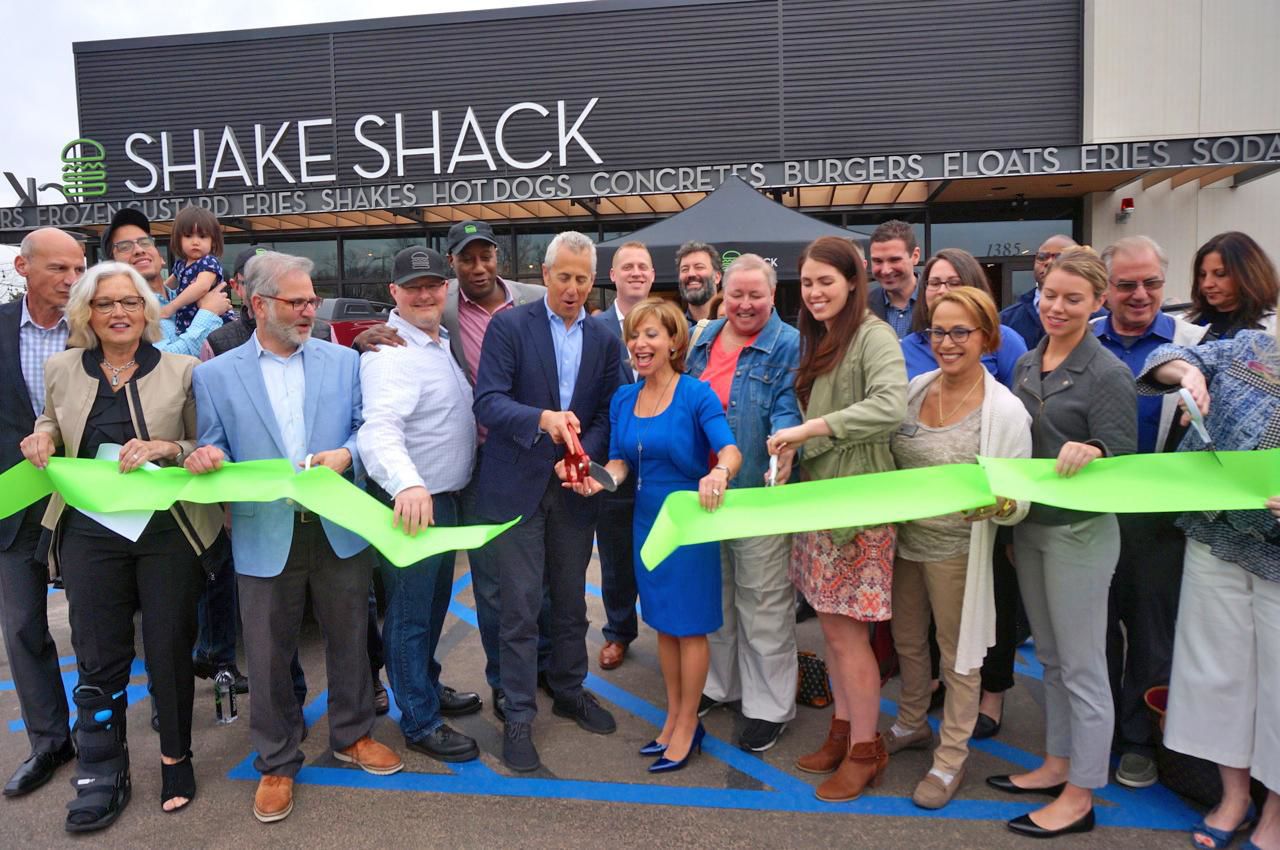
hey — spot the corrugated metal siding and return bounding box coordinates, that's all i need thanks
[72,0,1081,200]
[780,0,1081,157]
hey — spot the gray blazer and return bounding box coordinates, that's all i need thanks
[442,276,545,383]
[1011,330,1138,525]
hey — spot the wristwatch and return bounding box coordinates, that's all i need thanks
[172,443,186,466]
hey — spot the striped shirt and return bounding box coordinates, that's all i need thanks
[18,297,69,416]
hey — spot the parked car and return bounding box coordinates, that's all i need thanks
[316,298,391,347]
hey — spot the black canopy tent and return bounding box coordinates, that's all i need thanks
[593,176,856,288]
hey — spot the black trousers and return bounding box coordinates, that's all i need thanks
[597,491,638,646]
[489,476,597,724]
[981,530,1022,694]
[1107,512,1185,757]
[0,509,70,754]
[59,512,204,759]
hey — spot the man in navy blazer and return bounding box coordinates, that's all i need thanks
[589,241,653,673]
[185,251,402,823]
[0,228,82,797]
[472,231,624,772]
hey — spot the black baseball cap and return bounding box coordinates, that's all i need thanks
[101,208,151,257]
[391,247,448,285]
[446,220,497,256]
[233,246,267,278]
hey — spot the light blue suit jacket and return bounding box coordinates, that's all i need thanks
[192,336,368,577]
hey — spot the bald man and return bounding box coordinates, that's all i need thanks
[1,228,84,796]
[999,234,1079,348]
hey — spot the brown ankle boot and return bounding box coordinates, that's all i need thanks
[815,735,887,802]
[795,718,851,775]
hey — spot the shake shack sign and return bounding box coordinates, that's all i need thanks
[3,131,1278,230]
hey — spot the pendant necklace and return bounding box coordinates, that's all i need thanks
[635,370,677,492]
[936,373,984,424]
[102,358,137,388]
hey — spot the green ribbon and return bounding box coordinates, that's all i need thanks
[0,458,516,568]
[640,449,1279,570]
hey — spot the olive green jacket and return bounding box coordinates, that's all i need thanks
[799,314,907,542]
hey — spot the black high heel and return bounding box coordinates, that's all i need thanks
[648,724,704,773]
[160,752,195,813]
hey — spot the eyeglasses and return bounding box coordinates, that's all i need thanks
[396,280,447,293]
[1035,251,1062,263]
[261,294,323,313]
[111,236,156,255]
[90,296,146,314]
[925,277,964,290]
[924,326,979,343]
[1112,278,1165,294]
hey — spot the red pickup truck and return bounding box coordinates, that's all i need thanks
[316,298,392,347]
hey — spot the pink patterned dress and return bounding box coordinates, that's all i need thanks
[790,526,895,621]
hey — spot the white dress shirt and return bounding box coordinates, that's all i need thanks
[254,334,307,465]
[357,310,475,497]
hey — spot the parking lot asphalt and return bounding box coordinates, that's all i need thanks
[0,549,1193,849]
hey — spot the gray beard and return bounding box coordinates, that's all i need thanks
[679,275,715,306]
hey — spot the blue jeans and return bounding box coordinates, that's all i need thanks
[379,491,459,741]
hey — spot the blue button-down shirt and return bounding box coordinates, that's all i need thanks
[1095,312,1175,453]
[253,334,307,464]
[880,288,917,339]
[544,297,585,410]
[18,296,69,416]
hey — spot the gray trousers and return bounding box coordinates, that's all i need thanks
[488,476,596,724]
[238,520,375,777]
[0,512,70,754]
[1013,515,1119,789]
[705,534,797,723]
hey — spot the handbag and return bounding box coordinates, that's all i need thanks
[796,650,833,708]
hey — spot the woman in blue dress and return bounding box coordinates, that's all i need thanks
[566,297,740,773]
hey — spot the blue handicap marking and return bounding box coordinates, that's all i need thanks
[4,657,150,733]
[219,571,1199,831]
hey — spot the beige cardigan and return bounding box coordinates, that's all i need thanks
[902,369,1033,673]
[35,347,223,573]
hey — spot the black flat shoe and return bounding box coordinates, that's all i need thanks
[973,712,1002,740]
[986,775,1066,797]
[492,688,506,722]
[1006,808,1094,838]
[3,739,75,797]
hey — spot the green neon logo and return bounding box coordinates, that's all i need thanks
[60,139,108,198]
[721,250,741,269]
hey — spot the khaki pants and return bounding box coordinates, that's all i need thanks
[891,553,979,776]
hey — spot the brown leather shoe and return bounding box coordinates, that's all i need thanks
[882,724,932,754]
[253,775,294,823]
[334,736,404,776]
[815,735,887,802]
[598,641,626,670]
[912,766,965,809]
[795,718,850,775]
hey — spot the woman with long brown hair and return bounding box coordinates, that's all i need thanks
[1187,231,1278,340]
[767,236,907,802]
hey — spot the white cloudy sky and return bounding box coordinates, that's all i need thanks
[0,0,582,207]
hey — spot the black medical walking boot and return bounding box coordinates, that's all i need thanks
[65,685,131,833]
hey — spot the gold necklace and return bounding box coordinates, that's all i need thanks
[936,373,984,424]
[636,369,677,493]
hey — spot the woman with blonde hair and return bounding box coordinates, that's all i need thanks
[987,247,1137,838]
[20,261,223,831]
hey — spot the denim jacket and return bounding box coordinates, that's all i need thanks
[1138,330,1280,581]
[686,310,802,489]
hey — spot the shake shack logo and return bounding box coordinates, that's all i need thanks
[3,138,108,206]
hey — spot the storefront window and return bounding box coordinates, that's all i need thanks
[342,236,423,282]
[930,220,1073,259]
